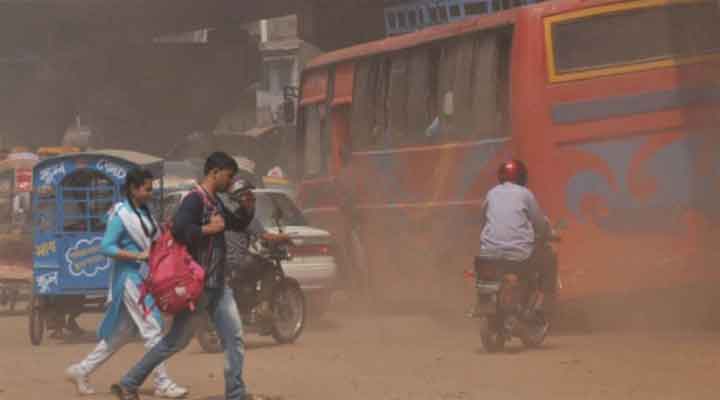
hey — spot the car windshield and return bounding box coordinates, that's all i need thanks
[255,192,307,228]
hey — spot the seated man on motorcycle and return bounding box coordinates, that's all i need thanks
[471,159,558,317]
[225,179,290,320]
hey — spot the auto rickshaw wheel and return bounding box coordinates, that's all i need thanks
[29,293,45,346]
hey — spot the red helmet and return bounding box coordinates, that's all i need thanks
[498,159,528,186]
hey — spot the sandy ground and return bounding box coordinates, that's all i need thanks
[0,309,719,400]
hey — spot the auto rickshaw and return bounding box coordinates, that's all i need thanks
[29,150,164,345]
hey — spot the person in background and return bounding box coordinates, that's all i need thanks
[471,160,558,317]
[225,178,289,321]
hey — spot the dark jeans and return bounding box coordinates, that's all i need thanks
[533,244,558,296]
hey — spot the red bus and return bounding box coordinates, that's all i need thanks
[295,0,720,319]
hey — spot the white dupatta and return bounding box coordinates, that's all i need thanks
[106,201,160,302]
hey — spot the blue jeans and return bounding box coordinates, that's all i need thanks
[120,287,246,399]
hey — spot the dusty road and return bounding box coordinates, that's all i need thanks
[1,310,719,400]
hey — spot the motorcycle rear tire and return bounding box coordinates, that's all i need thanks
[520,319,550,348]
[29,293,45,346]
[479,316,505,353]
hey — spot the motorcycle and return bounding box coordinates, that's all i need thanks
[196,209,306,353]
[468,232,560,353]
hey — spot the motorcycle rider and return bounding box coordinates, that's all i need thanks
[225,178,290,320]
[470,159,558,317]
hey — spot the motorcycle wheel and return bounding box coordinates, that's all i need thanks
[479,316,505,353]
[520,316,550,348]
[271,279,306,344]
[196,317,223,354]
[29,293,45,346]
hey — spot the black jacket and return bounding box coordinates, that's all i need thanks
[172,189,252,288]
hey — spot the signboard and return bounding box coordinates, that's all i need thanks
[65,237,111,277]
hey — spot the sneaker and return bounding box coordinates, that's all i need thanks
[65,364,95,395]
[154,382,189,399]
[110,383,140,400]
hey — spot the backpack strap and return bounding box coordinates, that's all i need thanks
[191,185,219,275]
[138,282,153,318]
[192,184,218,214]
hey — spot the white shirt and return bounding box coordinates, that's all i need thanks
[479,182,550,261]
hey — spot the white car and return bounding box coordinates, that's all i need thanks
[161,188,338,318]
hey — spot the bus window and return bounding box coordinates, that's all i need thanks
[409,10,418,27]
[349,60,374,150]
[438,6,449,22]
[437,38,472,137]
[388,52,410,143]
[349,29,511,150]
[350,57,390,150]
[387,12,397,30]
[351,50,436,150]
[398,12,408,29]
[549,1,720,80]
[407,47,438,141]
[436,29,512,140]
[303,104,330,177]
[465,2,489,15]
[429,6,439,23]
[450,4,463,18]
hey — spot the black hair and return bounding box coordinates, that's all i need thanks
[124,168,158,239]
[204,152,239,176]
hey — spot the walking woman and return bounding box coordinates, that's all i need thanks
[65,168,188,398]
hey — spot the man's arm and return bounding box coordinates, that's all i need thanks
[254,218,290,242]
[172,193,204,246]
[220,197,253,232]
[247,218,266,236]
[478,198,488,232]
[525,190,550,241]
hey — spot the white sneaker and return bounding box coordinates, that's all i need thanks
[154,382,189,399]
[65,364,96,395]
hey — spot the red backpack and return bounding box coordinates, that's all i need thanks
[140,226,206,315]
